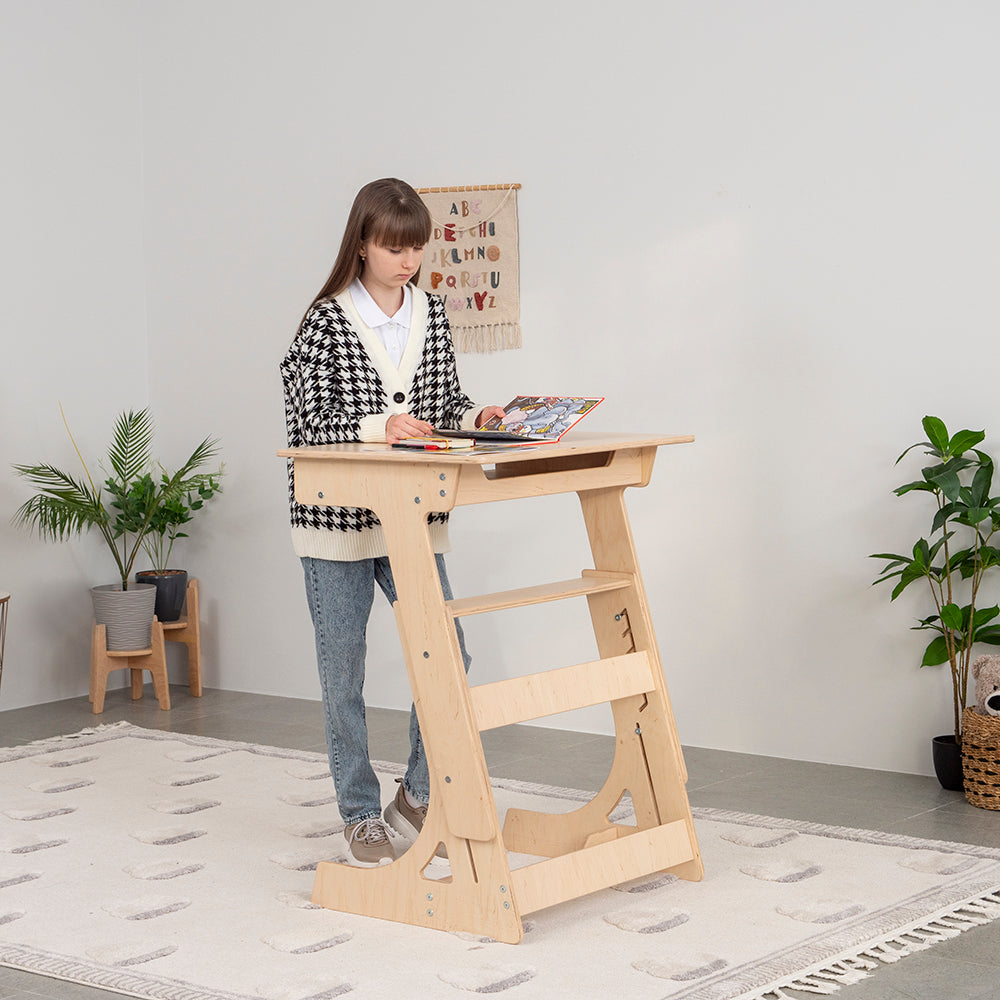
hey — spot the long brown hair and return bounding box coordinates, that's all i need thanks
[305,178,432,316]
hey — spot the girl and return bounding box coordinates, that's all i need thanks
[280,178,503,867]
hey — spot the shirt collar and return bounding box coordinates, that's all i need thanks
[349,278,412,329]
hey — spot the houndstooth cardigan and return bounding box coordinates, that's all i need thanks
[280,286,480,561]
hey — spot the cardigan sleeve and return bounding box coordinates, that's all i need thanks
[280,302,384,446]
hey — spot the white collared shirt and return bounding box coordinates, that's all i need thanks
[348,278,411,369]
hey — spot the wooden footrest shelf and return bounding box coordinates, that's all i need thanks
[446,571,631,618]
[510,819,693,915]
[470,651,654,731]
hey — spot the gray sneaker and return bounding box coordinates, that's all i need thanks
[383,780,427,847]
[344,817,395,867]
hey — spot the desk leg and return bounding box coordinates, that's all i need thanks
[310,466,523,943]
[579,484,703,882]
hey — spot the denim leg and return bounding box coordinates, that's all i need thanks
[374,554,472,804]
[301,556,382,826]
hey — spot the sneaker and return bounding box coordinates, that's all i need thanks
[383,779,427,847]
[343,817,395,867]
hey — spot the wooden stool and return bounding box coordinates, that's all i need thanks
[90,618,170,714]
[161,577,202,697]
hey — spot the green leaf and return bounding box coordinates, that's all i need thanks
[895,480,938,496]
[927,470,962,502]
[107,409,153,486]
[10,465,107,540]
[949,428,986,456]
[957,507,992,527]
[930,533,956,562]
[891,563,927,600]
[973,606,1000,629]
[971,461,994,506]
[896,441,933,464]
[932,502,961,533]
[946,546,974,572]
[921,635,951,666]
[940,603,964,630]
[922,416,950,455]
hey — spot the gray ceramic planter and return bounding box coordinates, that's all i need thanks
[90,583,156,651]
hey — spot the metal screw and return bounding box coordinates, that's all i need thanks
[445,775,452,783]
[615,614,621,621]
[635,724,642,735]
[414,497,421,504]
[427,893,434,900]
[500,885,507,893]
[427,908,434,916]
[440,490,447,497]
[503,901,510,909]
[318,492,324,499]
[439,473,446,481]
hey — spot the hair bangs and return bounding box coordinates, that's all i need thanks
[365,201,431,249]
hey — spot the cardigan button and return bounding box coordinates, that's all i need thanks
[393,391,406,404]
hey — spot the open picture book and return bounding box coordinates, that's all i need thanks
[435,395,604,444]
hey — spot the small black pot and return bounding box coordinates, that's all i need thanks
[135,570,188,623]
[932,734,965,791]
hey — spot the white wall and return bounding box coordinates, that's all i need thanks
[0,0,148,707]
[4,1,999,776]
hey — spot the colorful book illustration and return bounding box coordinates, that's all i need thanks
[437,395,604,444]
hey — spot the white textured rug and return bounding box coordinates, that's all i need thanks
[2,724,1000,1000]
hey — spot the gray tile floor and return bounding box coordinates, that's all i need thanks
[2,687,999,999]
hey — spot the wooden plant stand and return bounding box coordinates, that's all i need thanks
[90,619,170,713]
[162,577,202,697]
[278,433,703,943]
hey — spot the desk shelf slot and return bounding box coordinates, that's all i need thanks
[447,571,631,619]
[470,651,654,731]
[510,819,694,915]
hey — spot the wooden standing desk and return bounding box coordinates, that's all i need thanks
[278,433,703,943]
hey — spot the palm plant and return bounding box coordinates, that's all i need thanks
[871,416,1000,742]
[12,408,222,590]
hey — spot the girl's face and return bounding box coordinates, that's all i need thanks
[361,241,425,294]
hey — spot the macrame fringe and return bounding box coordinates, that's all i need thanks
[750,892,1000,999]
[454,323,522,354]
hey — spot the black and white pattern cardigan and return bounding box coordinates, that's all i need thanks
[280,287,479,561]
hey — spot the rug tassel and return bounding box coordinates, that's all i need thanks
[0,721,132,761]
[756,889,1000,1000]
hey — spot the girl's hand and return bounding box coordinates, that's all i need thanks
[476,406,506,429]
[386,413,434,444]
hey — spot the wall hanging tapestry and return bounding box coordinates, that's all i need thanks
[416,184,521,353]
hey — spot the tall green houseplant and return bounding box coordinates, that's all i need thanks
[12,408,221,589]
[871,416,1000,743]
[116,471,223,573]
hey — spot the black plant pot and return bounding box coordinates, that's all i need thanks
[135,570,188,623]
[932,734,965,791]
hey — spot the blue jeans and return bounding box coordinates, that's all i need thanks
[301,554,472,826]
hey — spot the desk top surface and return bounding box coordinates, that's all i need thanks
[278,432,694,466]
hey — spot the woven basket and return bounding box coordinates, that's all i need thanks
[961,706,1000,809]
